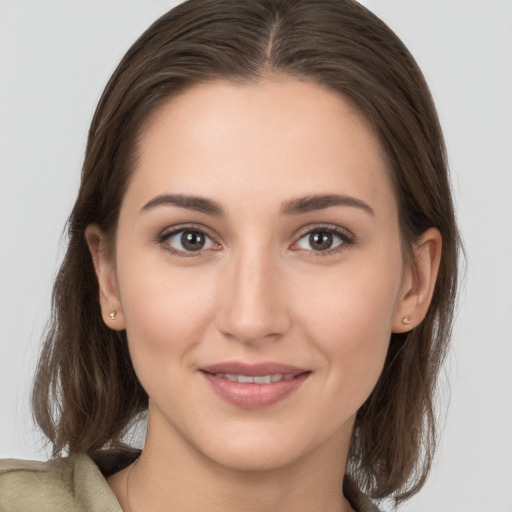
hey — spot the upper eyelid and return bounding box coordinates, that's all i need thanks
[159,223,218,239]
[293,223,355,241]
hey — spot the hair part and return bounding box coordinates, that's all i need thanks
[32,0,460,505]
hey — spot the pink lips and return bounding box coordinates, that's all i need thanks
[200,362,310,409]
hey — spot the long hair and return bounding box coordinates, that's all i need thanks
[32,0,460,504]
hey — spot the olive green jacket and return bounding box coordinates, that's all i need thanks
[0,455,380,512]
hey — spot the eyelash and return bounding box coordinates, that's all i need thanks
[156,223,220,258]
[156,224,355,258]
[292,224,355,257]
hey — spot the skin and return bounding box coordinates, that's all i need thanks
[87,76,441,512]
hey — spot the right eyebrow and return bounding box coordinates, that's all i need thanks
[281,194,375,217]
[140,194,224,217]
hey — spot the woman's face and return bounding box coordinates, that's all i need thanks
[93,77,418,471]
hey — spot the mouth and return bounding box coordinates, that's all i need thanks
[199,362,311,409]
[205,372,299,384]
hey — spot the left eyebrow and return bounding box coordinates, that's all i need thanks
[140,194,224,216]
[281,194,375,216]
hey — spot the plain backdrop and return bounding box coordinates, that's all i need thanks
[1,1,511,511]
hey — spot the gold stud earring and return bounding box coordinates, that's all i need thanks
[109,311,117,320]
[402,315,412,325]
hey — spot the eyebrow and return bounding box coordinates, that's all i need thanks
[141,194,224,216]
[140,193,374,217]
[281,194,375,216]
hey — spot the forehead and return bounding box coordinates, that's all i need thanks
[127,77,396,216]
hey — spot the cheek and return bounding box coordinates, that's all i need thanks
[293,252,402,395]
[116,252,217,381]
[298,256,401,334]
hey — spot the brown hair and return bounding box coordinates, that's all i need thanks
[32,0,460,505]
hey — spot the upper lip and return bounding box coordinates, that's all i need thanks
[200,361,309,377]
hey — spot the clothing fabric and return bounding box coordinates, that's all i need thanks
[0,456,121,512]
[0,455,380,512]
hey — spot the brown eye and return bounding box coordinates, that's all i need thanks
[309,231,334,251]
[181,230,206,251]
[164,229,216,253]
[294,227,352,253]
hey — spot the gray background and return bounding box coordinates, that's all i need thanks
[1,1,511,510]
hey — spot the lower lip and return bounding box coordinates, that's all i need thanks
[201,372,310,409]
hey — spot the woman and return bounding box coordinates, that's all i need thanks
[0,0,459,510]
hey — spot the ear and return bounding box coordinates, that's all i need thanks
[85,225,125,331]
[392,227,442,333]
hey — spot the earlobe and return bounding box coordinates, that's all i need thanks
[85,225,126,330]
[392,227,442,333]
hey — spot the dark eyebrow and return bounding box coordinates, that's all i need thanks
[281,194,375,216]
[141,194,224,216]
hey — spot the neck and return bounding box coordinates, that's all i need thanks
[109,409,355,512]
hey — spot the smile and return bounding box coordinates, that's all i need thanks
[210,373,298,384]
[200,362,311,409]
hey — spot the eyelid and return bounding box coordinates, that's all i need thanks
[290,224,356,255]
[155,222,355,257]
[293,223,355,241]
[156,223,221,256]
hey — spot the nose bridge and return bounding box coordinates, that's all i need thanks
[217,241,289,343]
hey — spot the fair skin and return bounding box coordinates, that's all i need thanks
[87,77,441,512]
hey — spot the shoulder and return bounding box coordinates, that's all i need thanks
[0,457,78,512]
[0,455,122,512]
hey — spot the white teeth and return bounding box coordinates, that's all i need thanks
[254,375,272,384]
[214,373,295,384]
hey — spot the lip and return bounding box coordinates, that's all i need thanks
[200,361,311,409]
[201,361,308,376]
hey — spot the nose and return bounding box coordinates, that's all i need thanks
[216,247,291,345]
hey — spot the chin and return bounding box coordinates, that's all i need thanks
[205,441,308,473]
[191,420,345,474]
